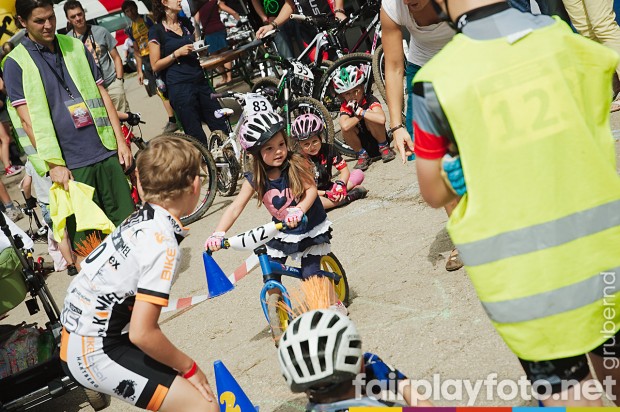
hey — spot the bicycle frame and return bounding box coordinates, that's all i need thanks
[254,245,342,324]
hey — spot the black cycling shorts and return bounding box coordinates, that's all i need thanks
[519,330,620,394]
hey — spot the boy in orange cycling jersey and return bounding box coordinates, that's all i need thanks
[60,136,217,411]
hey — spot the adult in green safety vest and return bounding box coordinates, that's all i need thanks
[413,0,620,406]
[4,0,134,250]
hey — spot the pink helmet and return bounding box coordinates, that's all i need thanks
[291,113,324,141]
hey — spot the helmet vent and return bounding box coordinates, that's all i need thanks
[349,339,362,349]
[287,346,304,377]
[310,311,324,329]
[344,356,358,365]
[318,336,328,372]
[292,318,301,334]
[327,314,339,329]
[300,340,315,375]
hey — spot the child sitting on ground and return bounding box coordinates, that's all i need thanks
[335,65,396,171]
[278,309,432,410]
[60,136,218,412]
[21,160,77,276]
[292,113,368,210]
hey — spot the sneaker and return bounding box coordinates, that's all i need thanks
[163,121,178,133]
[67,264,78,277]
[380,146,396,163]
[329,300,348,316]
[354,154,371,171]
[4,207,23,222]
[5,165,24,177]
[346,186,368,203]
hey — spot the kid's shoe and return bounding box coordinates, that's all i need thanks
[380,146,396,163]
[354,154,371,171]
[5,165,24,177]
[163,121,178,133]
[4,207,23,222]
[329,300,348,317]
[346,187,368,203]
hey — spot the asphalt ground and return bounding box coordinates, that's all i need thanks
[2,70,620,411]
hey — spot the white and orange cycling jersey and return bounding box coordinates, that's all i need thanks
[61,203,188,338]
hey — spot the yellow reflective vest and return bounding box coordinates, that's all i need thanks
[415,20,620,361]
[2,35,116,176]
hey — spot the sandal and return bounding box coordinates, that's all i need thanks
[445,248,464,272]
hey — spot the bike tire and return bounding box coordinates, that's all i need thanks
[267,293,289,347]
[372,45,407,121]
[372,44,388,103]
[208,130,240,197]
[83,388,111,411]
[289,96,335,146]
[159,133,217,225]
[321,252,350,306]
[316,53,375,157]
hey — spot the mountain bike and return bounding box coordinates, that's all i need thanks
[251,54,335,144]
[207,219,349,345]
[121,114,218,225]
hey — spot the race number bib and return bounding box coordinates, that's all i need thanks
[245,93,274,115]
[291,61,313,81]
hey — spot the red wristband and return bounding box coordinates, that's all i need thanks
[183,361,197,379]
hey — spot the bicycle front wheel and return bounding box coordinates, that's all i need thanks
[159,133,218,225]
[321,253,349,306]
[267,293,290,346]
[208,130,240,197]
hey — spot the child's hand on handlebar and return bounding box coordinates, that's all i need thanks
[284,207,304,228]
[205,231,225,251]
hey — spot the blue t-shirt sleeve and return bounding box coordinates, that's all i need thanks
[4,57,25,106]
[148,24,161,43]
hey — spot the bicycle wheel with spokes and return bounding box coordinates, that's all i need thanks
[321,252,349,306]
[267,293,290,346]
[316,53,376,157]
[159,133,217,225]
[208,130,240,197]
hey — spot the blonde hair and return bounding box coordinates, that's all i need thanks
[251,132,315,206]
[136,135,201,205]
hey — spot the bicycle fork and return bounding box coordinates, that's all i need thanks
[256,245,294,323]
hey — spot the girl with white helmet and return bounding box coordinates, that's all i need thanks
[335,65,397,171]
[291,113,368,210]
[277,309,433,409]
[205,112,347,313]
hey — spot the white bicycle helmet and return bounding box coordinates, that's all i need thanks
[278,310,362,393]
[239,111,285,152]
[291,113,324,141]
[332,65,366,94]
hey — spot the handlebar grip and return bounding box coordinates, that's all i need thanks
[290,14,309,21]
[210,92,233,99]
[264,53,282,62]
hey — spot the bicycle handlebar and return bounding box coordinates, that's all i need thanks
[215,216,308,252]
